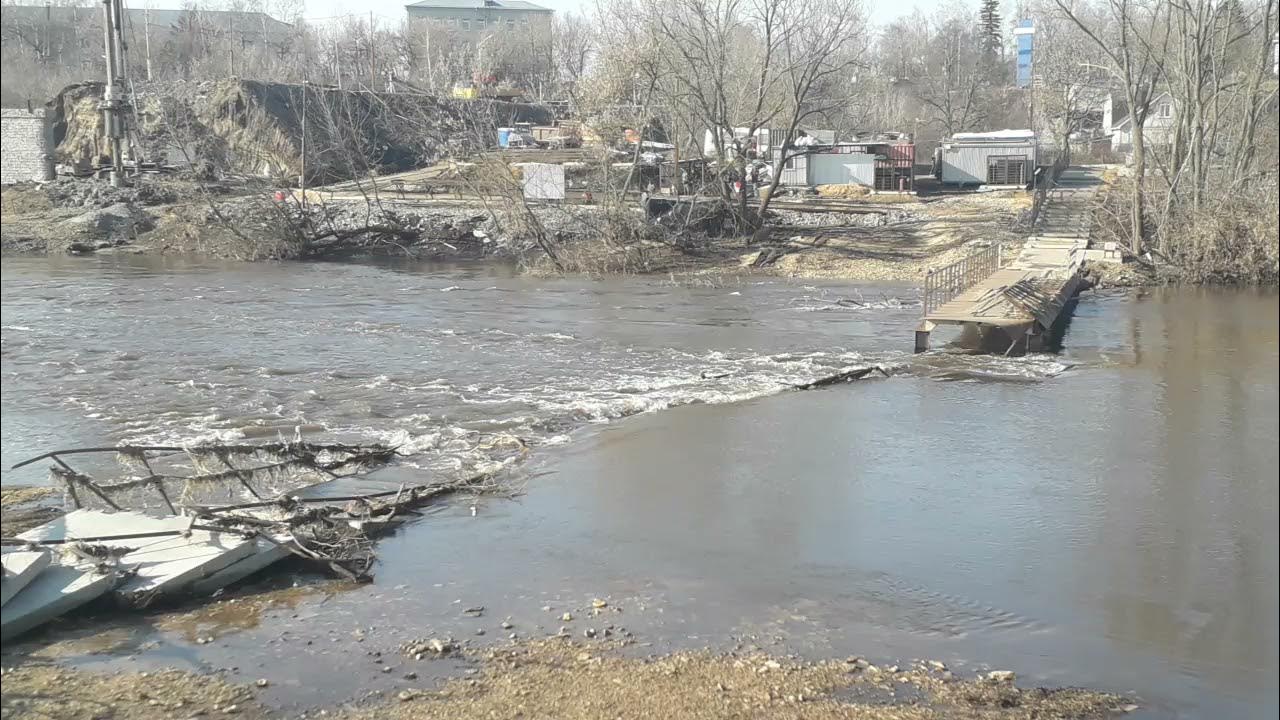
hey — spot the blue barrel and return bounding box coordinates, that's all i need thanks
[497,128,511,148]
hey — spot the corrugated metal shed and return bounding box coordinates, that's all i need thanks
[779,154,809,186]
[936,135,1038,186]
[805,153,873,185]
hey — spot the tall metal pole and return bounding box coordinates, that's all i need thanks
[300,81,308,211]
[44,3,51,61]
[143,4,153,81]
[671,115,681,196]
[101,0,126,186]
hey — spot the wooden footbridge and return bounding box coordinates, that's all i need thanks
[914,167,1099,353]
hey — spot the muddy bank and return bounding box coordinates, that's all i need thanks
[1,179,542,261]
[3,179,1034,280]
[0,633,1132,719]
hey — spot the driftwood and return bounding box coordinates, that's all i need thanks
[792,366,890,390]
[191,471,499,581]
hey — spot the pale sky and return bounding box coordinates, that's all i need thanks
[303,0,953,29]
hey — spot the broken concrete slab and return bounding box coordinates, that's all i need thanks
[0,563,119,642]
[2,548,52,606]
[18,509,193,543]
[18,510,258,606]
[186,537,292,597]
[112,529,259,605]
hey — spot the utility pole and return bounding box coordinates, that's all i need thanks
[424,26,434,92]
[369,11,376,90]
[300,80,308,210]
[143,4,153,81]
[100,0,128,187]
[333,35,342,89]
[43,3,51,62]
[671,115,681,196]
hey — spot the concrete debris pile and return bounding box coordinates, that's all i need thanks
[48,80,554,183]
[1,441,492,641]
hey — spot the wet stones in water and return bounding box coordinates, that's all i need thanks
[399,637,456,657]
[986,670,1016,684]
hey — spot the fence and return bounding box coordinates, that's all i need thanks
[922,242,1004,315]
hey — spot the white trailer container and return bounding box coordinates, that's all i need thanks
[935,130,1039,187]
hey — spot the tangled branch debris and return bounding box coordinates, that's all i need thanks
[6,441,501,584]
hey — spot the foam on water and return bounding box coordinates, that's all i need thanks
[1,263,1077,487]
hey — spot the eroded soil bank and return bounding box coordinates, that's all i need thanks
[0,177,1037,282]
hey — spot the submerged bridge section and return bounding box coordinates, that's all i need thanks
[915,167,1099,353]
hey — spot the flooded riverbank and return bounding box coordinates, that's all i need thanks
[1,256,1276,718]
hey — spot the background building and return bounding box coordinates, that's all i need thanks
[405,0,552,37]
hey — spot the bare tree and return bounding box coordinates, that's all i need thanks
[1054,0,1172,253]
[887,7,992,138]
[551,12,595,111]
[1158,0,1277,212]
[1028,1,1110,160]
[754,0,868,220]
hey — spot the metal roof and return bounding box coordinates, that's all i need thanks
[405,0,553,11]
[950,129,1036,141]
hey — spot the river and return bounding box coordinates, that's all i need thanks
[1,255,1276,718]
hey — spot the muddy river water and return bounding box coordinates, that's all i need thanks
[1,255,1276,718]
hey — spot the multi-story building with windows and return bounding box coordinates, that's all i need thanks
[405,0,552,37]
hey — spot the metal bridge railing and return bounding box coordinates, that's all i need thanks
[923,242,1004,315]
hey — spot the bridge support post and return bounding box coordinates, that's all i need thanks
[1025,323,1045,353]
[914,320,935,353]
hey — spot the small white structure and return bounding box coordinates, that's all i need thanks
[934,129,1039,187]
[520,162,566,200]
[781,152,876,186]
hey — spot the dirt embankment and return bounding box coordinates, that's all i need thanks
[50,79,551,184]
[2,174,1036,280]
[0,178,602,261]
[738,192,1032,282]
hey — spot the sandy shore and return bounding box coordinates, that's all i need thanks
[3,631,1133,720]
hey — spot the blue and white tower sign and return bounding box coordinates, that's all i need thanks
[1014,19,1035,88]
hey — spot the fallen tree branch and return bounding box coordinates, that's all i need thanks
[792,366,891,390]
